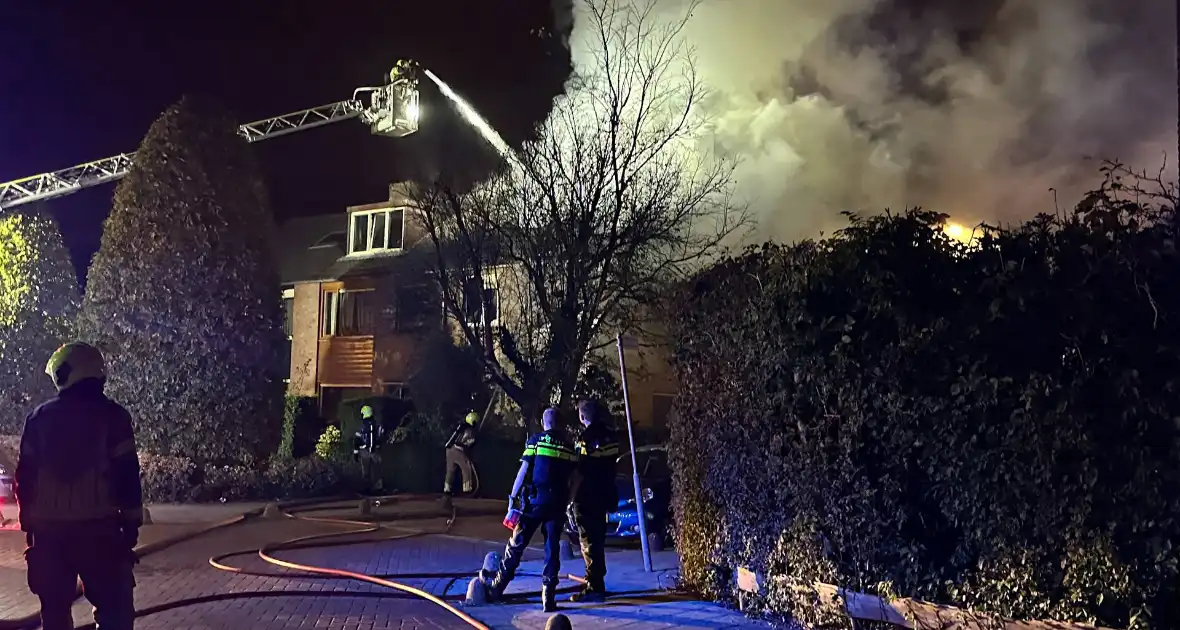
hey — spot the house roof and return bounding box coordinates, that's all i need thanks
[321,250,407,281]
[276,214,348,285]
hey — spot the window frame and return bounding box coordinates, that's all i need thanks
[321,288,378,338]
[395,284,438,332]
[462,278,500,328]
[347,207,406,255]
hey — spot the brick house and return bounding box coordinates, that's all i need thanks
[276,183,678,431]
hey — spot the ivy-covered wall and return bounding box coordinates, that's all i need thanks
[666,180,1180,629]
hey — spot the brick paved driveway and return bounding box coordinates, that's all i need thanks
[0,514,526,629]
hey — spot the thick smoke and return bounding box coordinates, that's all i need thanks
[554,0,1178,241]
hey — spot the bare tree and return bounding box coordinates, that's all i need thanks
[413,0,745,422]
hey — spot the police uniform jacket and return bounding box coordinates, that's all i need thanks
[574,422,620,510]
[521,429,578,509]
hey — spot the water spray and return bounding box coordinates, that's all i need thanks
[423,69,517,165]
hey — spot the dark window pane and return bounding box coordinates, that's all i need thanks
[389,209,405,248]
[371,212,387,249]
[351,214,370,253]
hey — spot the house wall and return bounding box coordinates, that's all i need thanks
[453,263,680,431]
[288,270,441,396]
[288,282,321,396]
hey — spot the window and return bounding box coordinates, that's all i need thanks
[463,281,499,326]
[282,295,294,338]
[348,208,405,254]
[618,450,670,480]
[321,289,377,337]
[397,285,436,331]
[383,383,409,399]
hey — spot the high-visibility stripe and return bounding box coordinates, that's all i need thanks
[534,445,578,461]
[576,442,619,457]
[522,445,536,458]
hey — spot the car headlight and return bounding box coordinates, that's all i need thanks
[641,487,654,502]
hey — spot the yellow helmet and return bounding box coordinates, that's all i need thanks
[46,342,106,392]
[464,411,479,425]
[361,405,374,420]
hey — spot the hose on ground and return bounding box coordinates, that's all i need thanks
[6,493,604,629]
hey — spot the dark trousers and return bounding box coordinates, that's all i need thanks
[443,447,474,495]
[26,523,135,630]
[496,503,564,588]
[572,502,608,591]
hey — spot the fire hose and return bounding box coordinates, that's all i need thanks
[2,494,592,630]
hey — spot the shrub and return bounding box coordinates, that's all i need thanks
[78,95,286,463]
[0,210,79,434]
[264,456,345,499]
[279,395,321,459]
[315,426,349,464]
[666,173,1180,629]
[139,454,200,503]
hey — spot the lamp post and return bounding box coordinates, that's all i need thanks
[615,332,652,572]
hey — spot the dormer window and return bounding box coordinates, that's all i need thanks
[348,208,405,255]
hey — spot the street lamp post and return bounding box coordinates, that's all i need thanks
[615,332,653,572]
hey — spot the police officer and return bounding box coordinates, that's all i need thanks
[17,343,142,630]
[485,407,578,612]
[441,410,480,510]
[568,398,620,602]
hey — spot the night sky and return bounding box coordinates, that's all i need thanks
[0,0,569,281]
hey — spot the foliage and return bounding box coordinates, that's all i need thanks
[315,426,348,464]
[412,0,743,424]
[0,210,79,433]
[278,395,321,459]
[78,95,286,464]
[666,166,1180,629]
[139,453,200,503]
[404,332,487,422]
[571,361,625,421]
[140,452,344,503]
[389,410,450,445]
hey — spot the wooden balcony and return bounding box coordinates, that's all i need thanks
[317,336,374,387]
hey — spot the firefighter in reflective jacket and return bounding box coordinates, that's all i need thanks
[485,407,578,612]
[441,411,479,510]
[17,343,143,630]
[567,398,620,602]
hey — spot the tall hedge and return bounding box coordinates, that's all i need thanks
[667,179,1180,628]
[0,210,79,432]
[79,95,285,464]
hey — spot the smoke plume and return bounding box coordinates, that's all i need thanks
[554,0,1178,241]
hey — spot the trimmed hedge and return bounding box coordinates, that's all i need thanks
[667,179,1179,629]
[79,95,286,463]
[140,453,345,503]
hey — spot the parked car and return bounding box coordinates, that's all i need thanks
[566,444,672,551]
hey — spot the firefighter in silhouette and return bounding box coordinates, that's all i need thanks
[440,410,480,510]
[17,343,142,630]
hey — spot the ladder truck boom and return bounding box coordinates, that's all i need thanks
[0,61,422,210]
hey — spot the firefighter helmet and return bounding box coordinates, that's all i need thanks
[361,405,374,420]
[46,342,106,392]
[464,411,479,425]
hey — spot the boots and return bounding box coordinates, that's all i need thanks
[541,584,557,612]
[568,585,607,603]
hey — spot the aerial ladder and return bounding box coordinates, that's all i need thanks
[0,60,423,210]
